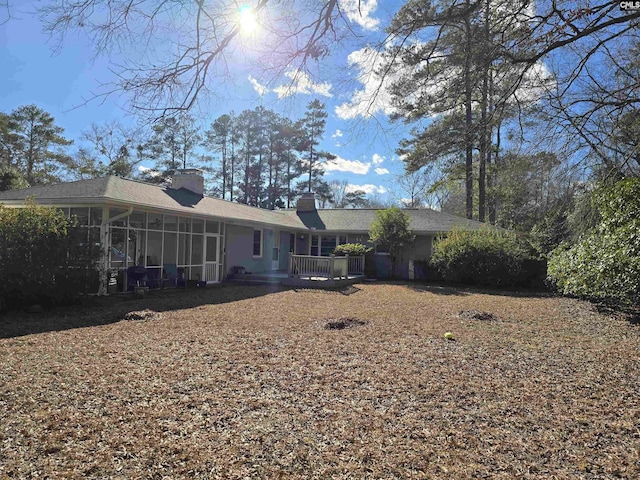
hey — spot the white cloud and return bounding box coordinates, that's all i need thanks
[248,75,269,96]
[323,155,370,175]
[375,167,389,175]
[339,0,380,31]
[346,183,387,195]
[138,165,160,177]
[274,70,333,98]
[335,46,397,120]
[372,153,385,165]
[513,61,555,104]
[332,129,343,138]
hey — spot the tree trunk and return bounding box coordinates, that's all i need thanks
[487,73,495,225]
[464,5,474,220]
[478,0,491,223]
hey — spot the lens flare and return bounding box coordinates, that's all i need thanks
[238,5,258,35]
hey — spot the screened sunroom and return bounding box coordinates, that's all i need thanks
[104,208,225,292]
[57,205,226,293]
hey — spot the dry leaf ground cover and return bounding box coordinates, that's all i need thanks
[1,283,639,479]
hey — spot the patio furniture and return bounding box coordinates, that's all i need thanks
[145,268,162,289]
[162,263,183,288]
[126,265,147,291]
[176,267,187,288]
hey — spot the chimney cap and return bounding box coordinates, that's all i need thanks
[171,168,205,196]
[174,168,204,175]
[296,192,317,212]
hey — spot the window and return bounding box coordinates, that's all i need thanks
[206,220,219,234]
[253,229,262,257]
[192,219,204,233]
[191,234,203,265]
[147,231,162,265]
[164,215,178,231]
[206,236,218,262]
[108,208,128,227]
[310,235,319,256]
[128,229,146,266]
[147,213,163,230]
[348,234,365,245]
[321,235,336,256]
[69,207,89,226]
[179,217,191,232]
[178,233,191,265]
[109,228,128,267]
[129,211,146,229]
[163,232,178,264]
[89,207,103,226]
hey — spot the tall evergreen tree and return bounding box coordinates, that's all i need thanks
[387,0,537,221]
[235,109,260,205]
[8,104,73,186]
[298,99,328,193]
[204,113,234,199]
[143,114,201,183]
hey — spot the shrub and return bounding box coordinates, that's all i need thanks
[547,178,640,306]
[429,228,539,287]
[332,243,371,256]
[369,207,415,278]
[413,259,443,282]
[0,202,100,311]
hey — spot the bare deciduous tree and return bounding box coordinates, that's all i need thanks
[36,0,362,115]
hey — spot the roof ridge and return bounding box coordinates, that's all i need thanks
[106,175,294,216]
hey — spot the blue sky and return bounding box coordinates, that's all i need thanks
[0,0,417,203]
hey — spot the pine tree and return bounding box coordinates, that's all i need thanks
[298,99,328,193]
[8,104,73,186]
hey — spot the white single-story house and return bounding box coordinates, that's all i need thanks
[0,169,484,293]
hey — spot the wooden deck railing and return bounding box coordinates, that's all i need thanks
[348,255,365,275]
[288,254,365,279]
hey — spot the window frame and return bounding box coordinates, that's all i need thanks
[252,228,263,258]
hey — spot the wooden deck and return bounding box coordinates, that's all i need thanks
[229,254,366,288]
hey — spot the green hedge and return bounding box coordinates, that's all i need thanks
[547,178,640,306]
[429,228,542,287]
[0,202,100,311]
[332,243,372,256]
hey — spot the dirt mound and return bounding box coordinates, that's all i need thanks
[323,317,367,330]
[123,309,160,321]
[459,309,499,322]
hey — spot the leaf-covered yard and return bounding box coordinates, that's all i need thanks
[1,284,638,478]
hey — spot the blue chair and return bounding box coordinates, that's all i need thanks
[162,263,183,288]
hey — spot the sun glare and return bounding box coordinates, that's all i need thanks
[238,5,258,35]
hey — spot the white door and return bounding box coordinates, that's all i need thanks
[204,234,219,283]
[272,231,280,270]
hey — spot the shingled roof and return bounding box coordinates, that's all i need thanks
[0,176,485,234]
[286,208,484,234]
[0,176,303,229]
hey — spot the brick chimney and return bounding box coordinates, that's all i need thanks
[172,168,204,196]
[296,192,317,212]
